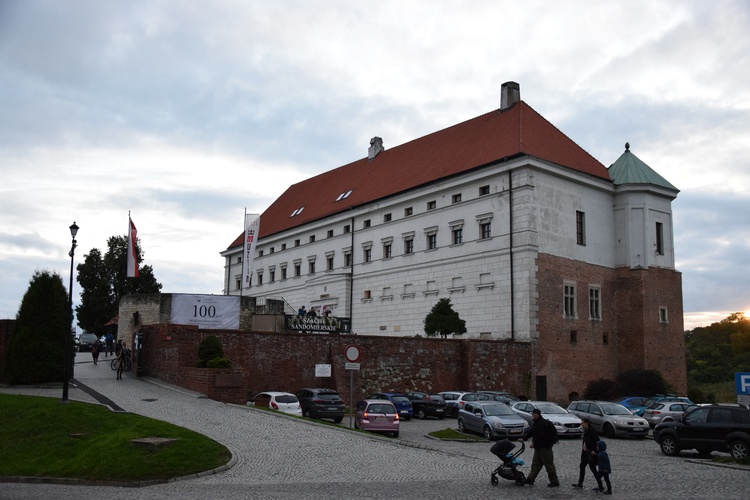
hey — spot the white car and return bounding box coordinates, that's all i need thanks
[251,391,303,416]
[512,401,583,437]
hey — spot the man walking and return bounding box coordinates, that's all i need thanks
[572,418,605,491]
[524,408,560,487]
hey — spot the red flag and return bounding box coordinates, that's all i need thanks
[127,217,139,278]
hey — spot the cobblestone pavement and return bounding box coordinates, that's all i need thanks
[1,354,748,499]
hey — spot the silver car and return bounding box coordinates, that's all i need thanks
[512,401,583,437]
[457,401,529,441]
[643,402,698,427]
[567,400,649,438]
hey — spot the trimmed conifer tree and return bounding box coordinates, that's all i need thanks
[424,298,467,338]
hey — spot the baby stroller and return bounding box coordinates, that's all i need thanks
[490,439,526,486]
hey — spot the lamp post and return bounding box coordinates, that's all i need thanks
[62,221,79,402]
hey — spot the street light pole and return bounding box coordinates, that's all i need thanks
[62,221,79,402]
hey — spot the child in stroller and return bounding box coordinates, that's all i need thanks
[490,439,526,486]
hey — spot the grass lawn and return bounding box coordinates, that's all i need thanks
[0,394,231,482]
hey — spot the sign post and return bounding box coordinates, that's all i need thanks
[345,345,361,428]
[735,372,750,407]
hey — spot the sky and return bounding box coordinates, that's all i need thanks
[1,0,748,332]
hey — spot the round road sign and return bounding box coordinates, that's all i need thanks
[345,345,361,362]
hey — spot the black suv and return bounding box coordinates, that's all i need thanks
[653,404,750,459]
[295,388,345,423]
[406,392,448,420]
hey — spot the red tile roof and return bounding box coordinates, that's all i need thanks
[227,101,609,249]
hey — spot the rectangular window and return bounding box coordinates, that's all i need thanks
[404,239,414,255]
[281,267,287,280]
[364,247,372,263]
[257,272,263,285]
[564,283,576,318]
[343,224,351,233]
[404,207,413,216]
[235,277,241,290]
[480,222,491,239]
[269,269,275,282]
[363,219,371,228]
[309,261,315,274]
[383,243,392,259]
[479,185,490,196]
[327,229,334,238]
[309,235,315,243]
[294,239,300,247]
[344,252,352,267]
[452,228,463,245]
[327,256,334,271]
[659,307,669,323]
[269,247,274,254]
[656,222,664,255]
[589,286,601,320]
[452,193,462,204]
[576,211,586,246]
[281,243,286,251]
[236,256,242,264]
[294,263,301,277]
[384,213,392,222]
[427,200,436,210]
[364,290,371,299]
[258,249,264,257]
[427,233,437,250]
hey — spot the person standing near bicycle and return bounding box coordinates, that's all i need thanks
[115,339,127,380]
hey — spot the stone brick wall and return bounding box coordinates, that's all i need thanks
[137,323,536,406]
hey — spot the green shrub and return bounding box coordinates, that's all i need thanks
[206,357,231,369]
[197,335,224,368]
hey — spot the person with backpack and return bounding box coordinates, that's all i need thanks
[572,418,605,491]
[523,408,560,487]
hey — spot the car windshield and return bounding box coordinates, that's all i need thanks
[483,404,514,416]
[275,395,297,403]
[536,403,567,414]
[600,403,633,415]
[367,404,395,414]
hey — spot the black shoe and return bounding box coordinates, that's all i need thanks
[548,482,560,487]
[525,480,534,486]
[604,491,612,495]
[593,487,604,492]
[572,483,583,488]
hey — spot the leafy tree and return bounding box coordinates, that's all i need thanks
[4,271,71,384]
[424,298,466,338]
[582,378,616,400]
[76,235,162,334]
[685,312,749,384]
[197,335,224,368]
[614,369,672,396]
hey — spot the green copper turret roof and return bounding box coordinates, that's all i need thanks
[608,143,678,191]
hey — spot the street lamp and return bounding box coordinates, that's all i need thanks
[62,221,78,402]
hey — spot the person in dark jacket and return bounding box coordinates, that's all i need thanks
[523,408,560,487]
[572,418,604,491]
[596,440,612,494]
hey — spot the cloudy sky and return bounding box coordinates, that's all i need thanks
[1,0,748,331]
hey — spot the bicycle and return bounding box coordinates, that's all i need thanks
[110,349,132,372]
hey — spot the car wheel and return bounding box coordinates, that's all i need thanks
[659,435,680,456]
[418,408,426,420]
[483,425,493,441]
[302,407,310,418]
[730,439,749,460]
[603,423,616,438]
[333,417,343,424]
[438,415,445,420]
[392,431,399,438]
[458,418,466,433]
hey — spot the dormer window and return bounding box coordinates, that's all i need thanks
[335,190,353,202]
[290,207,305,217]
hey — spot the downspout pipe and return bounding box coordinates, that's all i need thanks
[349,216,355,324]
[509,170,515,341]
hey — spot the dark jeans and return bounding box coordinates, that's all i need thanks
[601,471,611,492]
[578,451,603,488]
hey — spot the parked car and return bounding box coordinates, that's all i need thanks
[567,400,649,438]
[614,396,650,415]
[439,391,480,418]
[476,390,517,403]
[251,391,302,416]
[653,404,750,459]
[511,401,583,437]
[355,399,400,437]
[632,395,693,416]
[295,388,345,423]
[406,392,448,419]
[457,401,529,441]
[643,402,698,427]
[365,392,413,420]
[77,333,99,352]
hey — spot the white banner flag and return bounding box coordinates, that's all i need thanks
[242,213,260,288]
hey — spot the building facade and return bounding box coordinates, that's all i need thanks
[220,82,686,393]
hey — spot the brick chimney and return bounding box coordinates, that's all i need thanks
[501,81,520,110]
[368,136,384,160]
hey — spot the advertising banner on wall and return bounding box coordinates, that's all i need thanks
[171,294,240,330]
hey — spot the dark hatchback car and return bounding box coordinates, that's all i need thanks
[295,388,345,423]
[406,392,448,420]
[77,333,100,352]
[366,392,414,420]
[653,404,750,459]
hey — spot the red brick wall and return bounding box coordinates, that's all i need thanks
[137,323,536,405]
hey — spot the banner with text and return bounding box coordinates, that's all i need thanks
[171,294,240,330]
[242,214,260,288]
[285,314,351,334]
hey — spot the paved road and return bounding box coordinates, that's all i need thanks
[1,353,748,499]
